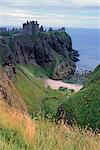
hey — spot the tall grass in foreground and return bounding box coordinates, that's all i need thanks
[0,101,36,149]
[0,101,100,150]
[35,121,100,150]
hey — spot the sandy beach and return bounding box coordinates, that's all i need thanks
[44,79,83,92]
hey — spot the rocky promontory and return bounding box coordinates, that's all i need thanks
[0,31,79,79]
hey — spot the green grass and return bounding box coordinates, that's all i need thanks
[64,65,100,130]
[0,64,100,149]
[18,64,47,78]
[0,100,100,150]
[13,65,46,113]
[0,128,28,150]
[39,64,100,129]
[0,32,10,36]
[13,64,100,130]
[41,87,71,120]
[0,101,36,150]
[85,64,100,86]
[1,116,100,150]
[44,49,65,78]
[35,121,100,150]
[13,64,70,117]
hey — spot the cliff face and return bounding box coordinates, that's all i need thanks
[0,31,79,79]
[0,68,27,112]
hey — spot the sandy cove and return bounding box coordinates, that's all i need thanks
[17,66,83,93]
[44,79,83,92]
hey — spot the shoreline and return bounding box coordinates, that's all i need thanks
[44,79,83,92]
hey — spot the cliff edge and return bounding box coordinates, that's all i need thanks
[0,31,79,79]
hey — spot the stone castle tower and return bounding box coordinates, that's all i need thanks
[23,21,39,35]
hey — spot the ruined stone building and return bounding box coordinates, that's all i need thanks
[58,27,65,33]
[0,27,7,33]
[23,21,39,35]
[48,27,65,33]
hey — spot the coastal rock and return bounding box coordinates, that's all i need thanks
[0,38,14,64]
[0,31,79,79]
[0,68,27,112]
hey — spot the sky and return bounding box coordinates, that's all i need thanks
[0,0,100,28]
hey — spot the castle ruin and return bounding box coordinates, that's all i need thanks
[23,21,39,35]
[23,21,66,35]
[0,27,7,33]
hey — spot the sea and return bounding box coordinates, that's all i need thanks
[66,28,100,72]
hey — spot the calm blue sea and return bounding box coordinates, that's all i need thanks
[67,28,100,71]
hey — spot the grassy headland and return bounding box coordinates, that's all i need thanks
[0,64,100,149]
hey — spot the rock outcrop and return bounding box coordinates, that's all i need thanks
[0,31,79,79]
[0,68,27,112]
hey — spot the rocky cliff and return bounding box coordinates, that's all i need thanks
[0,31,79,79]
[0,68,27,112]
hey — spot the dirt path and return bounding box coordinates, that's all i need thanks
[44,79,83,92]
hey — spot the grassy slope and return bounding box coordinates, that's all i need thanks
[0,67,27,112]
[85,64,100,86]
[19,64,47,78]
[13,64,100,130]
[0,101,100,150]
[41,87,71,119]
[64,65,100,130]
[13,65,46,114]
[0,101,36,150]
[13,64,70,117]
[39,64,100,130]
[0,65,100,149]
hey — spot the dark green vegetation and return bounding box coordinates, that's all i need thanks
[13,64,70,117]
[13,64,100,130]
[0,64,100,150]
[64,65,100,130]
[41,87,70,119]
[0,128,28,150]
[85,65,100,86]
[0,32,10,36]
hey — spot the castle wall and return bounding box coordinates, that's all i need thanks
[32,24,39,34]
[0,27,7,33]
[23,21,39,35]
[23,24,32,35]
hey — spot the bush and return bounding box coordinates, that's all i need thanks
[64,65,100,130]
